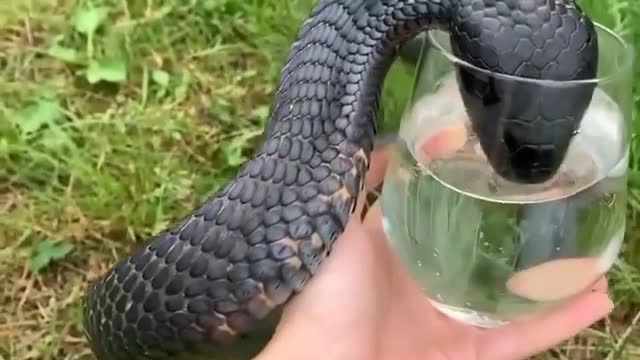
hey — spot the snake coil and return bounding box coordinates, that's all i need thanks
[83,0,598,358]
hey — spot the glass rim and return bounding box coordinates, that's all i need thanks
[426,22,633,86]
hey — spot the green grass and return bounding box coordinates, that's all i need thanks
[0,0,638,359]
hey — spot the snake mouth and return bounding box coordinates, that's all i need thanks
[491,116,577,184]
[500,136,563,184]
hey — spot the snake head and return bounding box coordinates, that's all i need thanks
[450,0,599,184]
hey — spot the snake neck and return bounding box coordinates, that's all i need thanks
[253,0,456,225]
[263,0,453,157]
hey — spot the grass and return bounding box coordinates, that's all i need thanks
[0,0,638,359]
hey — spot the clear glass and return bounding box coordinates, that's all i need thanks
[381,23,633,328]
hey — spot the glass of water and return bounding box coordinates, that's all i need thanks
[381,24,632,328]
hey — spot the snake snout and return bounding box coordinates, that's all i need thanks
[457,68,597,184]
[499,121,572,184]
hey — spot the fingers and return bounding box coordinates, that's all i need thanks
[502,276,610,323]
[592,276,608,292]
[365,136,394,190]
[354,138,393,217]
[477,291,613,360]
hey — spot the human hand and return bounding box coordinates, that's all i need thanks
[255,142,614,360]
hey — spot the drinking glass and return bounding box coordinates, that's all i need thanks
[380,23,633,328]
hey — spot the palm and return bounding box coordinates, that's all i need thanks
[256,146,612,360]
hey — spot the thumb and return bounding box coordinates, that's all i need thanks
[477,291,613,360]
[256,139,395,358]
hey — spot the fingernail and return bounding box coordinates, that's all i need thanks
[605,297,615,313]
[594,296,615,320]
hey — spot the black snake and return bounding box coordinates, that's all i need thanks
[82,0,599,358]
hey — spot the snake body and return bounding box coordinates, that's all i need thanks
[83,0,598,358]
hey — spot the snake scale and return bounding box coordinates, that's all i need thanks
[82,0,599,358]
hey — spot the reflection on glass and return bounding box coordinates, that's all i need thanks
[381,24,632,327]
